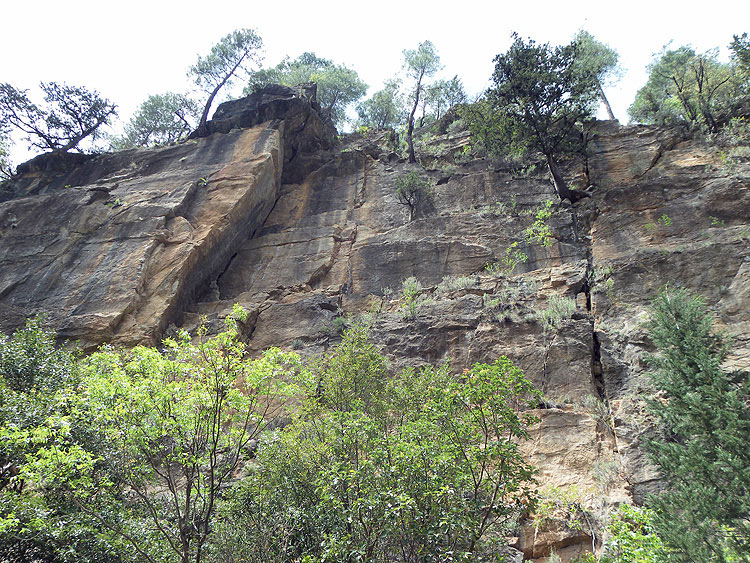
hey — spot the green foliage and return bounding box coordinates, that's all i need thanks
[394,170,432,221]
[645,287,750,561]
[730,33,750,81]
[1,310,300,563]
[403,40,442,163]
[111,92,200,149]
[0,318,119,562]
[0,128,12,179]
[591,504,666,563]
[398,276,426,320]
[539,295,576,333]
[486,242,529,277]
[571,30,621,119]
[356,79,406,130]
[435,274,477,296]
[628,46,744,133]
[189,28,263,134]
[247,52,367,129]
[523,199,555,247]
[480,33,598,201]
[0,81,117,154]
[212,327,540,562]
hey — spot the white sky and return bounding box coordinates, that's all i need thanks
[2,0,749,164]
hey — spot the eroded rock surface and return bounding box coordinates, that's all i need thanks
[1,100,748,561]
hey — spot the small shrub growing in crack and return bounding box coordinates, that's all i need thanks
[539,295,576,333]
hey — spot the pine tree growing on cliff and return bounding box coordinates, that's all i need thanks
[645,287,750,562]
[190,29,263,137]
[0,82,116,154]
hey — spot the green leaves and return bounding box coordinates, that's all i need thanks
[214,327,540,562]
[247,52,367,129]
[0,82,116,154]
[644,287,750,562]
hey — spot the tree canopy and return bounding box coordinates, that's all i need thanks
[356,78,405,130]
[0,82,116,154]
[571,30,621,120]
[628,45,744,132]
[111,92,200,150]
[189,28,263,136]
[483,34,599,201]
[246,52,367,129]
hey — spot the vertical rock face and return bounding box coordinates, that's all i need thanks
[1,95,748,561]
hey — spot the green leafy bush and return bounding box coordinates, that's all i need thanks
[212,326,541,562]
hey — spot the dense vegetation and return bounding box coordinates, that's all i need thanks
[0,315,542,562]
[1,25,750,563]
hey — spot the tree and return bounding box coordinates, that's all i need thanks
[572,30,621,120]
[394,171,431,221]
[211,325,540,562]
[730,33,750,92]
[644,287,750,562]
[0,82,116,154]
[0,128,12,179]
[5,309,299,563]
[246,52,367,129]
[112,92,200,149]
[485,34,598,202]
[628,46,741,133]
[356,79,405,130]
[403,41,442,163]
[189,29,263,137]
[417,76,467,127]
[0,318,120,562]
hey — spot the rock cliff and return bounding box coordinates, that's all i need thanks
[1,88,748,561]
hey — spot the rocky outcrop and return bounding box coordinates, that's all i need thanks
[1,95,748,561]
[0,86,333,349]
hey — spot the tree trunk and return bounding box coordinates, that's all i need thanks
[597,79,616,121]
[546,153,575,202]
[406,71,424,164]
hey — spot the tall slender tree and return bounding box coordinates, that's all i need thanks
[189,29,263,137]
[572,30,621,120]
[403,41,441,163]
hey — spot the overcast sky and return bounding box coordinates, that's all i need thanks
[3,0,749,164]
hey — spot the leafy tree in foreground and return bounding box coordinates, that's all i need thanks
[190,28,263,137]
[112,92,200,149]
[0,82,116,154]
[247,52,367,129]
[730,32,750,90]
[628,46,742,133]
[211,325,540,562]
[572,30,621,120]
[484,34,598,202]
[645,287,750,562]
[403,40,442,163]
[0,318,120,562]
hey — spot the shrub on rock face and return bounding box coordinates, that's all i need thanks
[394,171,432,221]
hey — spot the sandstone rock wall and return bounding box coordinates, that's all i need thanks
[1,96,747,561]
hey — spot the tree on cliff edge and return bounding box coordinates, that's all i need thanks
[485,34,598,202]
[0,82,116,154]
[190,29,263,137]
[403,40,442,163]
